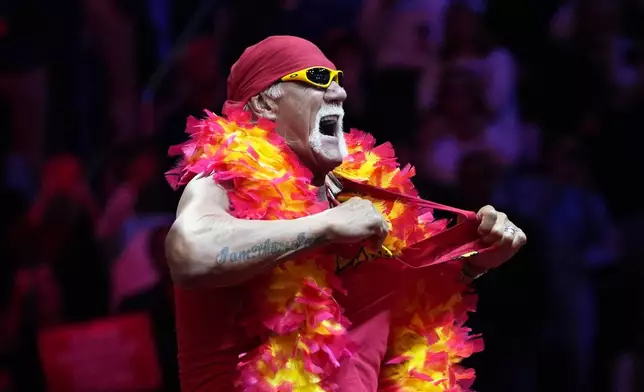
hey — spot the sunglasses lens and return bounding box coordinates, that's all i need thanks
[306,68,331,85]
[336,71,343,87]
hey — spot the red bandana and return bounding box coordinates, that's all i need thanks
[223,35,336,115]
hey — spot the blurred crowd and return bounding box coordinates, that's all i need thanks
[2,0,644,391]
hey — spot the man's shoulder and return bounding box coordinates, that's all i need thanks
[177,174,232,214]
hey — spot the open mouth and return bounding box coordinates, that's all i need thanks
[319,115,339,137]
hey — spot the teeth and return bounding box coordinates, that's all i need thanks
[321,115,339,124]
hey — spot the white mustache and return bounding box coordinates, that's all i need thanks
[317,105,344,118]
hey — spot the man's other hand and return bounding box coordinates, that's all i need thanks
[467,205,527,273]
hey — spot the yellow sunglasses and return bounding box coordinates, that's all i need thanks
[280,67,343,89]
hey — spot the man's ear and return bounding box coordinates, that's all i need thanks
[247,93,278,121]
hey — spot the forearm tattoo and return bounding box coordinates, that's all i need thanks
[215,232,322,264]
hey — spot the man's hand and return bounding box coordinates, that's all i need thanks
[324,197,389,248]
[465,205,527,276]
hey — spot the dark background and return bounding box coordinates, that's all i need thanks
[1,0,643,391]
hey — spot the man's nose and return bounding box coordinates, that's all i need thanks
[324,82,347,105]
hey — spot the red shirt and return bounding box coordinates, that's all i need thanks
[174,285,257,391]
[174,254,417,392]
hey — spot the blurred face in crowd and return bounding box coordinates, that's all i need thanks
[179,37,220,107]
[40,196,94,256]
[33,155,98,226]
[457,150,500,205]
[576,0,618,40]
[41,155,83,196]
[250,80,348,182]
[333,47,361,91]
[444,82,471,116]
[444,4,478,47]
[440,71,480,118]
[128,151,158,187]
[180,37,219,86]
[547,136,588,184]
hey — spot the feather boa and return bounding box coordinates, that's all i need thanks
[167,110,482,391]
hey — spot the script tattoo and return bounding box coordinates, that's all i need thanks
[215,232,321,264]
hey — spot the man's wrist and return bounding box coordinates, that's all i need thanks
[306,211,336,244]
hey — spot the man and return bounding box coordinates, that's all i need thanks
[165,36,526,391]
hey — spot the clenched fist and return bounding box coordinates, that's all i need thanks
[322,197,389,247]
[462,205,528,279]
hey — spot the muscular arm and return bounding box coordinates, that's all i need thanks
[166,175,332,288]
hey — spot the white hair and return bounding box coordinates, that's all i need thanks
[243,83,283,111]
[264,83,283,99]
